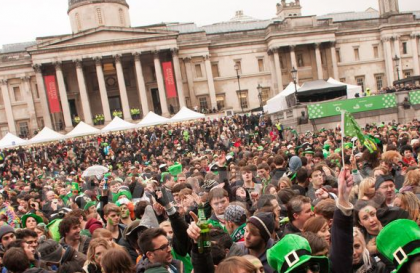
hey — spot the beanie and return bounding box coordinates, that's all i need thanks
[0,225,15,241]
[375,175,394,190]
[224,205,247,224]
[247,212,274,242]
[289,156,302,172]
[85,218,103,235]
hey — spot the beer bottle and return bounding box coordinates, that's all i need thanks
[197,203,211,254]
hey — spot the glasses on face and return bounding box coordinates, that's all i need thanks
[151,243,171,252]
[295,263,321,273]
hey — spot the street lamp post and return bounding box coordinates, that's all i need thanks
[257,83,263,115]
[393,54,401,81]
[234,64,244,113]
[291,66,299,105]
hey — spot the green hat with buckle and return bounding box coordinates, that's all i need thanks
[377,219,420,272]
[267,234,329,273]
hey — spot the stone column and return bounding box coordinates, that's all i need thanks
[393,36,403,80]
[273,48,284,92]
[95,57,112,123]
[289,45,299,83]
[153,51,170,117]
[0,80,16,135]
[315,43,324,80]
[183,57,197,108]
[268,50,278,95]
[382,36,394,85]
[74,59,93,125]
[330,42,339,80]
[114,54,132,121]
[204,55,217,109]
[411,33,420,76]
[33,64,52,128]
[133,52,149,116]
[171,48,186,108]
[54,62,73,130]
[21,76,38,133]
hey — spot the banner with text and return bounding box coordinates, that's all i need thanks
[44,75,61,113]
[409,90,420,105]
[162,61,177,99]
[307,93,397,119]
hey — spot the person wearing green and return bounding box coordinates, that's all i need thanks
[206,188,229,233]
[224,204,247,243]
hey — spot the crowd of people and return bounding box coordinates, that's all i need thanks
[0,113,420,273]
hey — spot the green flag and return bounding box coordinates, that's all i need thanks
[341,111,377,153]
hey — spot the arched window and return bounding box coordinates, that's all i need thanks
[75,13,81,31]
[119,8,125,26]
[96,8,103,25]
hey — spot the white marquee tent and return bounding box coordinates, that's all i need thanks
[101,117,136,133]
[170,107,205,123]
[0,133,27,148]
[65,121,101,138]
[137,112,170,127]
[264,82,301,114]
[27,127,65,145]
[327,78,362,99]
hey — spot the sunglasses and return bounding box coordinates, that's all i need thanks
[295,263,321,273]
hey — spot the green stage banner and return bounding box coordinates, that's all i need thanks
[409,90,420,105]
[307,94,397,119]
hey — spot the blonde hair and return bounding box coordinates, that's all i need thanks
[358,177,375,200]
[353,227,372,271]
[86,238,111,264]
[278,177,292,189]
[92,228,123,250]
[403,169,420,188]
[396,192,420,221]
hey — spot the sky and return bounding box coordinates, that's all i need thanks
[1,0,420,47]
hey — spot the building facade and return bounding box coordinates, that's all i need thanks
[0,0,419,137]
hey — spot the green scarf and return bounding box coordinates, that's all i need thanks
[231,223,246,242]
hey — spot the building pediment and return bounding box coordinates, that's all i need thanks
[27,27,179,52]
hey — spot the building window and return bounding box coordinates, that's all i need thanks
[340,78,346,83]
[373,46,379,59]
[261,88,270,105]
[404,70,412,78]
[354,48,360,61]
[297,54,304,67]
[355,76,365,91]
[336,49,341,63]
[216,94,225,110]
[18,121,29,138]
[234,60,242,74]
[211,63,220,77]
[194,64,203,78]
[375,74,383,91]
[199,97,208,110]
[402,42,408,55]
[119,8,125,26]
[75,13,81,31]
[0,126,8,138]
[96,8,103,25]
[237,90,248,109]
[13,86,22,102]
[258,58,265,72]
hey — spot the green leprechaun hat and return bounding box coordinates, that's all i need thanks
[377,219,420,272]
[21,213,44,228]
[71,182,80,193]
[267,234,329,273]
[168,162,182,181]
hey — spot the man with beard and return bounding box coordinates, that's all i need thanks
[58,216,90,255]
[237,212,275,273]
[375,175,396,207]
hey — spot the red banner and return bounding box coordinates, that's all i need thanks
[162,61,177,98]
[44,75,61,113]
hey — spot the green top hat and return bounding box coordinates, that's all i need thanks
[21,213,44,228]
[344,142,353,149]
[168,162,182,179]
[377,219,420,272]
[267,234,329,273]
[71,182,80,192]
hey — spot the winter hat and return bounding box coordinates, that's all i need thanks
[202,179,219,192]
[224,205,247,224]
[375,175,395,190]
[85,218,103,235]
[247,212,274,242]
[0,225,15,241]
[267,234,329,273]
[112,189,132,203]
[289,156,302,172]
[38,239,64,264]
[377,219,420,272]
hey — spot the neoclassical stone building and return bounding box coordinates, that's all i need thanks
[0,0,419,137]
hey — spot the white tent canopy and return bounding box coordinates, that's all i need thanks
[327,78,362,99]
[264,82,301,114]
[65,121,101,138]
[137,112,170,127]
[0,133,27,148]
[27,127,65,145]
[101,117,136,133]
[170,107,205,123]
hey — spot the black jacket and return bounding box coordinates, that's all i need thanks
[330,208,353,273]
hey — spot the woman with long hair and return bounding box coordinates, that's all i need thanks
[84,238,111,273]
[101,248,135,273]
[358,177,376,201]
[354,201,383,255]
[395,191,420,224]
[303,216,331,246]
[352,227,386,273]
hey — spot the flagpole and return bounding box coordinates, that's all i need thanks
[340,111,346,169]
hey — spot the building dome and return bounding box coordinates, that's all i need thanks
[68,0,130,33]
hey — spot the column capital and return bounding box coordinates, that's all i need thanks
[0,79,7,86]
[133,52,141,61]
[33,64,42,74]
[54,61,62,71]
[381,35,393,42]
[204,54,210,60]
[330,41,336,48]
[411,33,420,39]
[21,76,31,82]
[94,56,102,66]
[170,48,179,55]
[392,35,400,40]
[314,43,321,49]
[183,57,191,62]
[153,51,160,59]
[289,45,297,51]
[114,54,122,63]
[74,59,83,69]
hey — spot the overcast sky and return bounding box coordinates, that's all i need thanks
[1,0,420,47]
